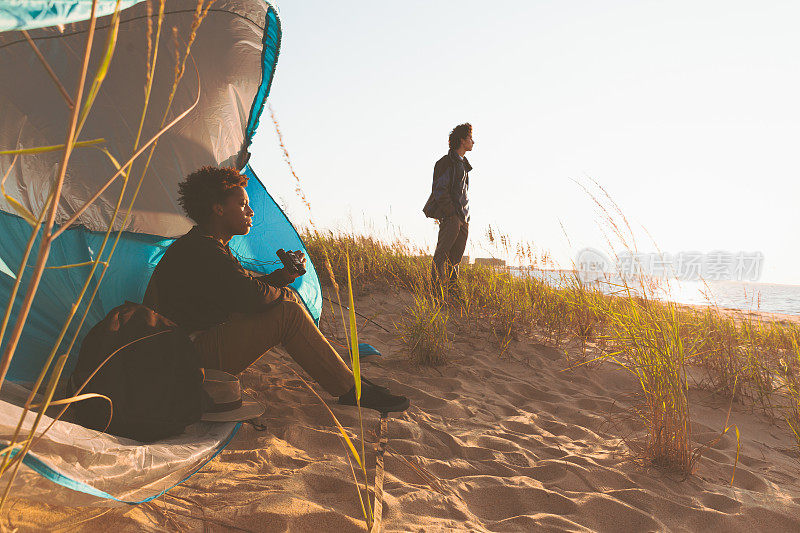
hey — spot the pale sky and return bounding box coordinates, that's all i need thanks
[250,0,800,285]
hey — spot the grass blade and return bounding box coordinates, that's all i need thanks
[0,138,105,156]
[75,0,121,137]
[346,250,361,400]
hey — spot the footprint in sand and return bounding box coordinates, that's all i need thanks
[456,476,578,521]
[700,491,742,514]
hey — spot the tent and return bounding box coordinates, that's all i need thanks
[0,0,321,504]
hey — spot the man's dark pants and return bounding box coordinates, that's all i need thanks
[431,215,469,291]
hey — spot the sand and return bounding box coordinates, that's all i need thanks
[5,288,800,532]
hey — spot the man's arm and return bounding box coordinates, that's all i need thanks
[432,165,456,216]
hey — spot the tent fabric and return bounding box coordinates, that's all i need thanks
[0,0,322,504]
[0,210,174,383]
[0,0,323,380]
[1,382,239,506]
[0,0,270,236]
[230,165,322,323]
[245,4,281,143]
[0,0,144,32]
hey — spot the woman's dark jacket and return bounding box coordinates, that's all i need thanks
[143,227,294,331]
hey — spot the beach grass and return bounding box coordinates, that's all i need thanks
[304,228,800,475]
[398,290,450,366]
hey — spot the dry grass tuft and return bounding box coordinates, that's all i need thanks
[398,291,450,366]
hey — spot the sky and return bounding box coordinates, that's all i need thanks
[249,0,800,285]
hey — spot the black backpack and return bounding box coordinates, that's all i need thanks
[68,302,203,442]
[422,154,454,220]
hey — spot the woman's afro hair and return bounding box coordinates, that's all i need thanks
[177,166,248,224]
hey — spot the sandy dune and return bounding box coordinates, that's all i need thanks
[6,288,800,532]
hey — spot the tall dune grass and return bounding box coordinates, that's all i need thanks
[598,295,696,470]
[303,228,800,475]
[399,291,450,366]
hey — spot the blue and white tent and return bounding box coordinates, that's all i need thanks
[0,0,321,504]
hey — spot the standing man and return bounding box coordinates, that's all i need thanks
[423,123,474,297]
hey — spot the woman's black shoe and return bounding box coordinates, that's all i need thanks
[338,380,410,414]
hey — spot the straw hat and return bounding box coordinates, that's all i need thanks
[200,369,265,422]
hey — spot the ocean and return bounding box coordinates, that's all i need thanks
[511,269,800,316]
[660,280,800,316]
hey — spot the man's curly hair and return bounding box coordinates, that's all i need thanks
[448,123,472,151]
[177,166,249,224]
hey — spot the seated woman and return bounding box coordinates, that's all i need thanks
[143,166,409,414]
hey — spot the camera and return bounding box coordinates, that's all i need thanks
[276,248,306,275]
